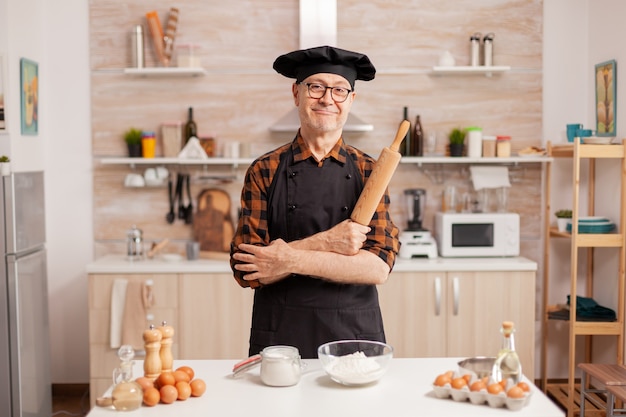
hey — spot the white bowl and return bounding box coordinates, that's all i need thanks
[317,340,393,386]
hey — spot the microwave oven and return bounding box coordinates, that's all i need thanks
[434,212,520,257]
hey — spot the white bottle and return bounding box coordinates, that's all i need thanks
[466,126,483,157]
[470,33,481,66]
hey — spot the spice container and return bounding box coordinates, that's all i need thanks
[496,135,511,157]
[483,33,495,66]
[466,126,483,157]
[130,25,145,68]
[482,135,496,157]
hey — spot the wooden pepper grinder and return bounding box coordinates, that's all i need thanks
[158,321,174,373]
[143,324,162,380]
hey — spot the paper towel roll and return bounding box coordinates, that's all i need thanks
[469,166,511,190]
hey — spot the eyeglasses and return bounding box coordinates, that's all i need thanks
[300,82,353,103]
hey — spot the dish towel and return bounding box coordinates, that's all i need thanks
[469,166,511,190]
[121,281,151,350]
[110,279,128,349]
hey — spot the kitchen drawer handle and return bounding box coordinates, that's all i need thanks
[434,276,441,316]
[452,276,459,316]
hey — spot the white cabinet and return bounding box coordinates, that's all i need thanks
[378,270,535,381]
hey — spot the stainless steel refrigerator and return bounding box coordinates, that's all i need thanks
[0,171,51,417]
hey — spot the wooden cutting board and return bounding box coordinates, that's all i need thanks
[193,188,235,252]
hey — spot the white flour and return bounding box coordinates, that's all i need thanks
[328,351,382,384]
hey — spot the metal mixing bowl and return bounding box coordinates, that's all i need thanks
[458,356,496,378]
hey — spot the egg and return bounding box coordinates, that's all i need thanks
[470,379,486,392]
[176,366,195,381]
[159,385,178,404]
[135,376,154,391]
[143,387,160,407]
[176,381,192,400]
[507,386,525,398]
[462,374,472,383]
[156,372,176,388]
[173,370,191,384]
[487,382,504,395]
[190,379,206,397]
[451,377,468,389]
[517,381,531,392]
[434,373,452,387]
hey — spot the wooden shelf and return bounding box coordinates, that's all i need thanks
[123,67,208,77]
[541,138,626,417]
[546,383,605,417]
[431,65,511,76]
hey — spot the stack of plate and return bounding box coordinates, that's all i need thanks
[567,216,616,233]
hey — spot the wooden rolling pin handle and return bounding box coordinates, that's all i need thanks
[390,120,411,152]
[350,121,410,226]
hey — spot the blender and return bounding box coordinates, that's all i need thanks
[399,189,438,259]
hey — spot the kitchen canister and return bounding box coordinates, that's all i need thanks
[126,225,144,260]
[141,131,156,158]
[482,135,497,157]
[131,25,145,69]
[162,121,182,157]
[232,345,304,387]
[466,126,483,157]
[496,135,512,157]
[483,33,495,66]
[470,32,482,66]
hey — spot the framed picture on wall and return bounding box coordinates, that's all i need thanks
[20,58,38,135]
[0,55,6,132]
[595,59,617,137]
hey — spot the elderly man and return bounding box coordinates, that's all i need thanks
[230,45,400,358]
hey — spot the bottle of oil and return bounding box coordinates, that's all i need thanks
[111,345,143,411]
[400,107,411,156]
[492,321,522,384]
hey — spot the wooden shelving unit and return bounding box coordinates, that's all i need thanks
[541,139,626,416]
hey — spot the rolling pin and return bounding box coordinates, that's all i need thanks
[350,120,410,225]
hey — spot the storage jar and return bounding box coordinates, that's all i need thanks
[466,126,483,158]
[482,135,496,157]
[496,135,511,157]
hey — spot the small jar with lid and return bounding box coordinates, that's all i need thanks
[466,126,483,157]
[496,135,511,157]
[482,135,496,157]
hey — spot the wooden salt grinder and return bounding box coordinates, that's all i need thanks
[143,324,162,380]
[158,321,174,373]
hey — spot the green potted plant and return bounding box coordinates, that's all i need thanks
[0,155,10,176]
[124,128,143,158]
[555,209,572,232]
[448,128,465,157]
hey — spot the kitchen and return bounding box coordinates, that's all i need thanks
[0,0,623,416]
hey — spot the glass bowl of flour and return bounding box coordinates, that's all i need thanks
[317,340,393,386]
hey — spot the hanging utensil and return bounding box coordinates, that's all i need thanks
[166,176,175,224]
[184,174,194,224]
[177,173,186,220]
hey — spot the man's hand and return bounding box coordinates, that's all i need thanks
[233,239,294,285]
[313,219,371,255]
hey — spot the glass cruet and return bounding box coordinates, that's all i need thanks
[111,345,143,411]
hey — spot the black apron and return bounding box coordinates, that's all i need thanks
[248,145,386,359]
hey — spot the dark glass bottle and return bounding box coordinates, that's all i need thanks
[412,115,424,156]
[400,107,411,156]
[183,107,198,146]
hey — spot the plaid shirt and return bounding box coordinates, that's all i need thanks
[230,133,400,288]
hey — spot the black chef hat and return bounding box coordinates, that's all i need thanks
[273,45,376,89]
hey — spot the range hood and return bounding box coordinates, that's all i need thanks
[269,0,374,133]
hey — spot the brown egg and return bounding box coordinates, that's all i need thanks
[517,381,531,392]
[462,374,472,383]
[176,381,192,401]
[173,370,191,384]
[190,379,206,397]
[470,379,486,392]
[159,385,178,404]
[143,387,160,407]
[507,386,525,399]
[176,366,195,381]
[434,373,452,387]
[451,377,468,389]
[487,382,504,395]
[135,377,154,391]
[156,372,176,388]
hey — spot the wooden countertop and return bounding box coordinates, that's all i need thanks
[87,358,562,417]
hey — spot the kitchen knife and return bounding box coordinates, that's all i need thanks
[350,120,410,225]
